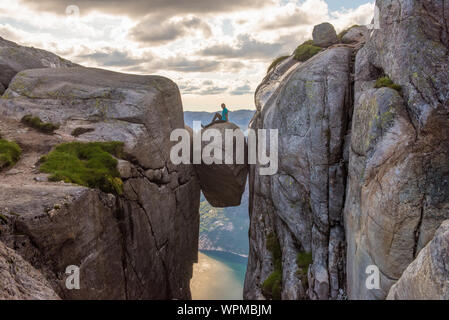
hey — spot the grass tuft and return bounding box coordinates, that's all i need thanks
[39,141,125,194]
[21,115,60,134]
[267,56,290,74]
[262,232,283,300]
[0,139,22,170]
[296,251,313,288]
[337,25,360,40]
[293,40,322,62]
[374,76,402,93]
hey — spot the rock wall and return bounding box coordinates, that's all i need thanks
[0,66,200,299]
[0,241,60,300]
[387,220,449,300]
[246,0,448,300]
[345,0,449,299]
[245,46,354,300]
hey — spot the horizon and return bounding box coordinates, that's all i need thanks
[0,0,375,111]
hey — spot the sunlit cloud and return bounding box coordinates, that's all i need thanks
[0,0,375,111]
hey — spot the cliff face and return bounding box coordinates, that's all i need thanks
[246,45,354,300]
[246,0,448,300]
[345,0,449,299]
[0,62,201,298]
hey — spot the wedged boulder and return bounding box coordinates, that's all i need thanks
[194,122,248,207]
[312,22,338,47]
[387,220,449,300]
[341,26,368,44]
[345,0,449,300]
[0,241,60,300]
[245,46,353,300]
[0,65,200,299]
[0,36,76,90]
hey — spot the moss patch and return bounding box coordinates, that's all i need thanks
[39,141,125,194]
[262,232,282,300]
[293,41,321,62]
[0,139,22,170]
[296,251,312,288]
[374,76,402,93]
[267,55,290,74]
[21,115,60,134]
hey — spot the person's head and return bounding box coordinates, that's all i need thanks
[221,103,226,109]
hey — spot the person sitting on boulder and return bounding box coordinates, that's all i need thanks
[202,103,229,128]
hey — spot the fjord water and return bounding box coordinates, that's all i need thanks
[190,251,248,300]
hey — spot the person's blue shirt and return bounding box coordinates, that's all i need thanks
[222,107,228,121]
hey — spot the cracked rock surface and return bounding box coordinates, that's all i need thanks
[345,0,449,300]
[0,64,200,299]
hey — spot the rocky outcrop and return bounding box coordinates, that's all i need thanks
[345,0,449,300]
[312,22,339,47]
[194,122,248,207]
[0,36,76,90]
[246,0,448,301]
[0,66,200,299]
[0,241,60,300]
[340,26,368,44]
[387,220,449,300]
[245,45,353,300]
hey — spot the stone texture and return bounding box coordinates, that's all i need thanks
[313,22,339,47]
[0,241,60,300]
[341,26,368,44]
[0,36,76,90]
[245,46,353,300]
[194,122,248,207]
[0,66,201,299]
[387,220,449,300]
[345,0,449,300]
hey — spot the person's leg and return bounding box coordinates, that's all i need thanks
[203,113,223,128]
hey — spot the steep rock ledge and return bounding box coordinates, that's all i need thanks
[245,45,354,300]
[0,66,200,299]
[345,0,449,299]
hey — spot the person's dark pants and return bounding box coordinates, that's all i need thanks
[204,112,227,128]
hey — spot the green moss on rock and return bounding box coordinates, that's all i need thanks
[39,141,125,194]
[293,41,322,62]
[0,139,22,170]
[267,55,290,74]
[296,251,312,288]
[262,232,283,300]
[21,115,60,134]
[374,76,402,93]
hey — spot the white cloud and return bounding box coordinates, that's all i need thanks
[0,0,375,110]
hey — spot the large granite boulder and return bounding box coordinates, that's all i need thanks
[312,22,339,47]
[194,122,248,207]
[0,66,200,299]
[387,220,449,300]
[245,46,353,300]
[345,0,449,300]
[0,241,60,300]
[0,36,76,90]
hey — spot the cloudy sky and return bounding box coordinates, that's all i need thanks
[0,0,374,111]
